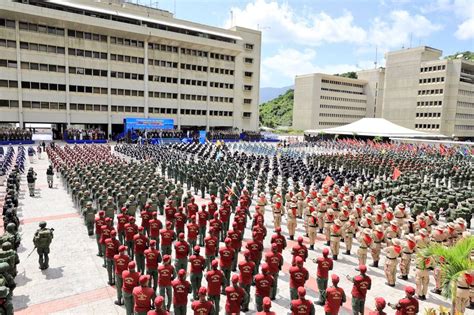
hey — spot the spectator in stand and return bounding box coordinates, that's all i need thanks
[207,129,240,141]
[241,131,262,142]
[0,128,32,141]
[64,128,106,141]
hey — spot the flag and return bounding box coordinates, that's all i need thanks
[439,144,446,156]
[392,167,401,181]
[323,176,334,187]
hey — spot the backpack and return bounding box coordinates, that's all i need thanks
[35,229,52,249]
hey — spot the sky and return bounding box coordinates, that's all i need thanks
[139,0,474,88]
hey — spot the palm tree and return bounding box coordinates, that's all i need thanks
[420,236,474,314]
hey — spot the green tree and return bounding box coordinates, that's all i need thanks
[334,71,358,79]
[420,236,474,314]
[259,89,294,128]
[444,51,474,61]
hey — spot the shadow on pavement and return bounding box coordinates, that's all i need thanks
[44,266,64,280]
[13,294,31,310]
[15,270,32,287]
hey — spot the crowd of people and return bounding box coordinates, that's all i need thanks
[206,130,241,141]
[64,128,106,141]
[0,128,32,142]
[241,131,262,141]
[33,138,473,315]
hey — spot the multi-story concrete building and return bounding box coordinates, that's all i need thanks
[382,46,474,138]
[293,73,376,130]
[0,0,261,135]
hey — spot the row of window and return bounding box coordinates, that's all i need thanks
[180,109,208,116]
[319,121,345,126]
[243,85,253,91]
[210,82,234,89]
[320,104,366,112]
[0,39,15,48]
[179,78,206,86]
[319,113,365,119]
[420,65,446,73]
[415,112,441,118]
[244,71,253,78]
[180,94,207,101]
[322,79,364,89]
[21,61,66,73]
[418,89,444,95]
[321,87,363,95]
[68,48,107,60]
[209,110,233,117]
[209,96,234,103]
[181,48,208,58]
[244,99,252,104]
[210,67,235,75]
[457,101,474,108]
[320,95,366,104]
[19,41,65,54]
[111,88,145,97]
[455,113,474,120]
[416,100,443,107]
[111,105,144,113]
[19,21,65,36]
[244,58,254,64]
[148,107,178,114]
[209,52,235,62]
[455,125,474,131]
[459,89,474,96]
[110,36,144,48]
[111,71,144,81]
[0,59,17,68]
[0,19,15,29]
[149,92,178,99]
[148,59,178,68]
[150,76,178,84]
[181,63,208,72]
[0,80,18,88]
[243,112,252,118]
[148,43,178,53]
[23,101,67,110]
[110,53,144,64]
[67,29,107,42]
[419,77,445,84]
[0,99,19,108]
[415,124,440,129]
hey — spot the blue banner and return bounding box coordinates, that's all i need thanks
[124,118,174,131]
[199,130,207,144]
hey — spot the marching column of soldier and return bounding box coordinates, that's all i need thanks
[39,140,473,315]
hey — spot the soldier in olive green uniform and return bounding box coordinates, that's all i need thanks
[33,221,54,270]
[82,201,97,236]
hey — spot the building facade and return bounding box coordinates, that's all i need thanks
[382,46,474,138]
[0,0,261,134]
[293,73,373,131]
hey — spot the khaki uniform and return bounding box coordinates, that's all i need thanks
[317,203,327,232]
[385,225,401,246]
[307,214,318,248]
[415,256,432,297]
[383,244,401,286]
[329,223,342,258]
[295,191,306,217]
[272,202,284,229]
[343,220,357,254]
[399,238,416,279]
[287,203,297,238]
[415,233,430,250]
[323,212,335,244]
[371,229,385,266]
[357,232,372,266]
[455,272,473,314]
[393,207,407,233]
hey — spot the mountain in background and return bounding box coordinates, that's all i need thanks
[444,51,474,61]
[259,89,294,128]
[259,85,293,104]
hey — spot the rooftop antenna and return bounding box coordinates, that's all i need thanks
[374,46,378,69]
[230,10,234,27]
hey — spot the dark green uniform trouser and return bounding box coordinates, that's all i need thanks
[198,227,206,246]
[37,247,49,269]
[135,253,145,274]
[175,258,188,272]
[115,275,123,302]
[106,258,115,284]
[352,297,365,315]
[159,286,172,311]
[255,295,265,312]
[123,291,134,315]
[147,269,158,291]
[241,283,250,309]
[270,272,279,299]
[290,287,298,301]
[96,234,103,256]
[190,273,203,300]
[209,294,220,315]
[317,277,328,303]
[161,245,171,257]
[221,267,231,292]
[86,221,94,235]
[174,304,187,315]
[206,256,215,270]
[126,241,134,259]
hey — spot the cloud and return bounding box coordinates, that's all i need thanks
[224,0,366,46]
[369,10,442,49]
[261,48,371,86]
[455,17,474,40]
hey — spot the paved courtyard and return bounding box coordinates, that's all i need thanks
[8,144,453,314]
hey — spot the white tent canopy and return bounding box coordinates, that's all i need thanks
[305,118,448,138]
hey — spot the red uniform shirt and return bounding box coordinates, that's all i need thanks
[175,212,187,231]
[204,235,218,256]
[189,254,206,274]
[351,274,371,299]
[125,223,138,242]
[187,223,199,240]
[238,260,255,285]
[246,240,263,261]
[117,214,128,232]
[149,219,162,237]
[219,246,235,268]
[197,210,208,227]
[160,229,175,246]
[225,286,245,313]
[206,269,224,296]
[234,214,246,233]
[114,253,130,276]
[265,251,283,274]
[134,234,149,254]
[165,206,176,222]
[100,225,112,244]
[292,244,308,261]
[289,266,308,288]
[291,298,313,315]
[324,286,346,315]
[157,264,175,286]
[172,278,191,306]
[141,211,151,228]
[207,202,218,217]
[395,297,419,315]
[105,237,120,259]
[122,270,140,294]
[95,217,105,234]
[271,234,286,253]
[191,300,214,315]
[209,219,222,234]
[254,274,274,297]
[144,248,161,270]
[227,230,242,250]
[219,207,231,222]
[133,286,154,312]
[316,257,333,279]
[187,203,199,218]
[175,240,190,259]
[252,225,266,243]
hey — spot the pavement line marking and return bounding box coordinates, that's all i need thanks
[21,213,80,224]
[15,286,116,314]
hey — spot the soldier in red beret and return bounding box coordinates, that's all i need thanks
[206,259,224,314]
[225,274,248,315]
[238,250,255,311]
[389,286,419,315]
[257,297,276,315]
[289,256,308,301]
[134,226,149,274]
[324,274,346,315]
[114,245,130,305]
[189,245,206,300]
[171,269,191,315]
[133,275,154,315]
[147,296,169,315]
[265,243,283,300]
[290,287,315,315]
[191,287,214,315]
[254,263,274,311]
[158,255,176,311]
[219,238,235,293]
[369,297,387,315]
[313,248,333,305]
[122,261,140,315]
[346,265,372,315]
[95,210,106,256]
[174,232,190,271]
[144,240,161,291]
[105,230,120,285]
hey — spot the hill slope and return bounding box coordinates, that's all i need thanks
[259,85,293,104]
[259,89,294,128]
[444,51,474,61]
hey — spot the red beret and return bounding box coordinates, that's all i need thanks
[331,274,340,284]
[128,261,136,269]
[375,297,386,309]
[298,286,306,297]
[405,286,415,295]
